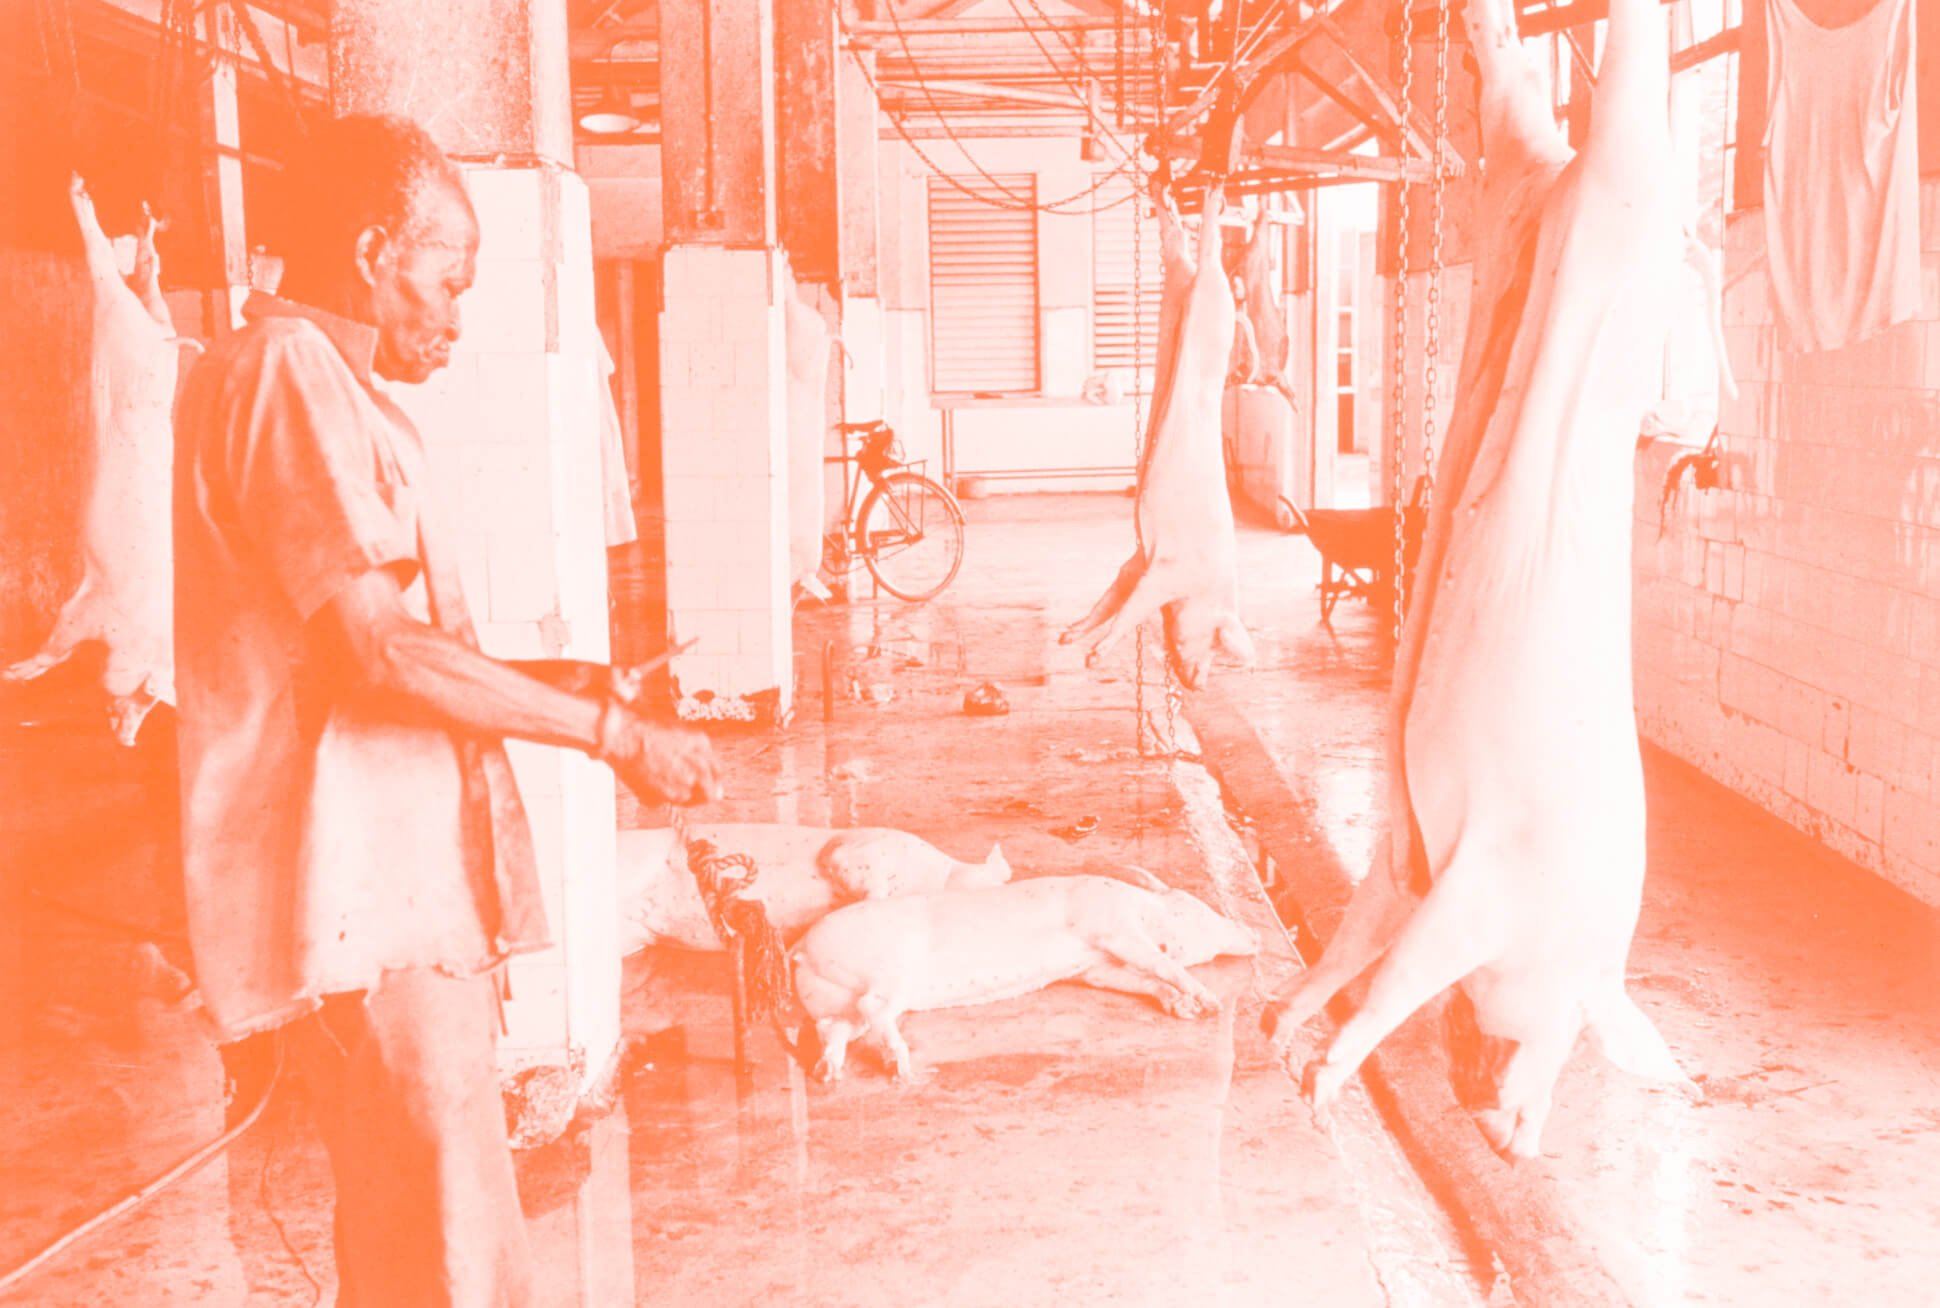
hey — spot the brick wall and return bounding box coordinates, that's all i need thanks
[1633,180,1940,906]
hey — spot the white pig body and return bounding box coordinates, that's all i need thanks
[1263,0,1692,1160]
[4,180,184,745]
[617,823,1011,954]
[791,872,1259,1081]
[1063,187,1255,689]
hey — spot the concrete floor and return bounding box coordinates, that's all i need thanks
[1,492,1934,1305]
[1212,493,1940,1305]
[0,492,1473,1307]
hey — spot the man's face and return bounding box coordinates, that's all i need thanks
[366,179,480,384]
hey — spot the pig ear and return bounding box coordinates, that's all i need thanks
[1215,617,1256,666]
[1587,990,1691,1085]
[1120,865,1169,895]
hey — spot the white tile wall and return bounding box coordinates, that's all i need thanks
[660,244,795,717]
[1634,181,1940,907]
[392,164,620,1083]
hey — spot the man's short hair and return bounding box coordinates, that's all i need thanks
[272,113,467,293]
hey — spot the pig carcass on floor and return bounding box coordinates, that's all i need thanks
[790,869,1260,1081]
[616,823,1012,954]
[4,179,188,746]
[1263,0,1693,1159]
[1062,185,1256,690]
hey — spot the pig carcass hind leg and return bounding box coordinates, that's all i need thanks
[1585,986,1691,1086]
[129,204,174,332]
[1060,551,1145,647]
[1263,835,1414,1052]
[1302,854,1508,1112]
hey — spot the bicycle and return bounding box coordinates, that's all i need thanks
[820,419,967,604]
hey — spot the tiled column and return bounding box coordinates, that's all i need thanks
[331,0,621,1122]
[660,247,794,720]
[658,0,794,721]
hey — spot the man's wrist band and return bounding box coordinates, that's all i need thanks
[593,696,629,764]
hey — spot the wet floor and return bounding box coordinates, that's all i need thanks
[1215,496,1940,1305]
[1,494,1479,1306]
[4,492,1934,1305]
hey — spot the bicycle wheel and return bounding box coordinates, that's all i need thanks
[857,472,966,602]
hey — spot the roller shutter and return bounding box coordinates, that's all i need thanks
[927,175,1039,394]
[1090,175,1164,375]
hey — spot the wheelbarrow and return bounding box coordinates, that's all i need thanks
[1278,478,1429,622]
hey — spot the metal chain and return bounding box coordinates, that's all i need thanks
[1132,1,1157,758]
[1389,0,1417,646]
[1422,0,1451,527]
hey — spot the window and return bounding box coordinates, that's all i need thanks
[1090,175,1164,376]
[927,175,1039,394]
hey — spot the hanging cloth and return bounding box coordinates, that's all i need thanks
[596,333,640,548]
[1762,0,1920,354]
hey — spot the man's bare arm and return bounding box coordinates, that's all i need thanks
[315,567,720,803]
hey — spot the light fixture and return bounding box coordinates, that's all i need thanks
[579,57,640,135]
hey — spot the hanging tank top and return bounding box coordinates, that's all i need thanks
[1762,0,1921,354]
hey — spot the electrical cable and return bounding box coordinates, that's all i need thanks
[1005,0,1135,163]
[0,1033,285,1296]
[842,5,1143,214]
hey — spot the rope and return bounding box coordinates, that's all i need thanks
[668,811,799,1058]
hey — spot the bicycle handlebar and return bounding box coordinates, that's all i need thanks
[833,419,890,434]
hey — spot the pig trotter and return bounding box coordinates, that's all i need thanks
[858,992,919,1081]
[1062,552,1143,647]
[813,1019,855,1082]
[1302,1056,1351,1116]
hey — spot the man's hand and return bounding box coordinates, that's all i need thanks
[597,704,722,806]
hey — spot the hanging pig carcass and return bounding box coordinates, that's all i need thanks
[4,177,192,745]
[1235,204,1300,417]
[1261,0,1693,1159]
[1062,184,1256,689]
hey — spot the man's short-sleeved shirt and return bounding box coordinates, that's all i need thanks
[174,293,548,1041]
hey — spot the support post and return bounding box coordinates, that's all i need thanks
[658,0,795,722]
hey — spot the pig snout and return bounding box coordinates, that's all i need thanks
[1443,986,1572,1161]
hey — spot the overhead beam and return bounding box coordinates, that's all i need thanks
[1163,137,1442,184]
[849,15,1125,36]
[1288,52,1390,144]
[1316,17,1454,169]
[1164,6,1333,135]
[1254,142,1441,183]
[1671,24,1739,72]
[875,77,1089,110]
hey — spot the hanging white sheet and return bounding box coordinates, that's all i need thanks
[1762,0,1921,354]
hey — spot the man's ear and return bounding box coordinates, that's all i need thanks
[351,224,389,291]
